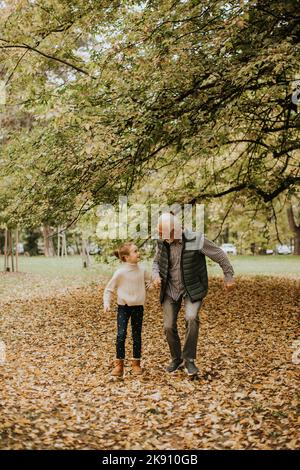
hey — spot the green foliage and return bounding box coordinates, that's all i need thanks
[0,0,299,236]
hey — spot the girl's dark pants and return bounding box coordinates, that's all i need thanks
[116,304,144,359]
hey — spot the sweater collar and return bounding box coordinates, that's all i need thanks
[123,262,139,267]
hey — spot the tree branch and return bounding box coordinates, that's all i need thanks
[0,38,96,78]
[189,176,300,204]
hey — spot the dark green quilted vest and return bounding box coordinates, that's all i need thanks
[157,231,208,304]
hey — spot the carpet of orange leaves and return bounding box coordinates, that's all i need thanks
[0,276,299,449]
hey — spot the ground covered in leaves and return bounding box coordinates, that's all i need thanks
[0,276,299,449]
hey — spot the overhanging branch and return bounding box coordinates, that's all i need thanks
[0,38,96,78]
[189,176,300,204]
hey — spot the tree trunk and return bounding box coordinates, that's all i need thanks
[42,224,56,257]
[61,231,67,257]
[57,226,61,257]
[75,235,81,254]
[15,228,19,272]
[4,229,16,272]
[57,227,67,257]
[287,205,300,255]
[224,225,229,243]
[81,238,91,268]
[4,228,8,271]
[9,230,14,272]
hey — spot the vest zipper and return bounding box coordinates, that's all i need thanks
[180,234,191,301]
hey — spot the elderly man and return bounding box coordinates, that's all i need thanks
[152,212,235,376]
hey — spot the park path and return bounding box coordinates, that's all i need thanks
[0,277,299,449]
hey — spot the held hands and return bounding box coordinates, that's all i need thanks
[146,281,153,290]
[103,305,111,313]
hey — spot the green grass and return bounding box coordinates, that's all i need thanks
[1,254,299,279]
[0,255,114,300]
[206,254,300,278]
[0,254,298,301]
[0,255,300,280]
[4,254,115,278]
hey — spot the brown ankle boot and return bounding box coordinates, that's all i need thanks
[131,359,143,375]
[112,359,124,377]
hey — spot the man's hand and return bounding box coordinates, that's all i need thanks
[224,279,236,292]
[103,305,111,313]
[153,277,161,289]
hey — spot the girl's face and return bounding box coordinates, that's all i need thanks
[125,245,140,264]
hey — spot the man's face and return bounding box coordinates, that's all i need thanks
[158,225,175,242]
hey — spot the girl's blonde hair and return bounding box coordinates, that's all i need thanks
[114,242,135,262]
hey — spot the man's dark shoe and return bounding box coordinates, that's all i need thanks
[184,359,199,376]
[165,358,184,373]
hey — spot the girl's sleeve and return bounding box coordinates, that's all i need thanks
[103,271,120,309]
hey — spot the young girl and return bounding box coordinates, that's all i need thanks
[103,242,151,377]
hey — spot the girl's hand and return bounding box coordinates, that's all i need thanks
[103,305,111,313]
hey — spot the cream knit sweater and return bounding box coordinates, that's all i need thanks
[103,262,151,309]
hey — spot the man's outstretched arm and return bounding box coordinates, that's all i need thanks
[200,236,235,290]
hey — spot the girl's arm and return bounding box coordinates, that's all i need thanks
[103,271,120,312]
[152,243,161,289]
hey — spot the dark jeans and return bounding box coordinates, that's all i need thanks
[116,304,144,359]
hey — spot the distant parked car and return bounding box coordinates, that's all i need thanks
[16,242,24,254]
[220,243,237,255]
[89,243,102,255]
[258,247,274,255]
[67,245,75,255]
[276,244,292,255]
